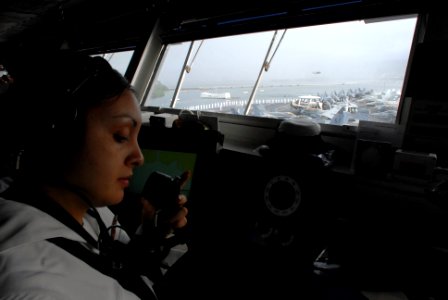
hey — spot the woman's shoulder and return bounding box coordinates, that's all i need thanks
[0,239,140,300]
[0,195,84,253]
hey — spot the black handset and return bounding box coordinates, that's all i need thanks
[140,171,190,251]
[141,171,181,214]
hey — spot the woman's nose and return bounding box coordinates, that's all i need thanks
[129,142,144,168]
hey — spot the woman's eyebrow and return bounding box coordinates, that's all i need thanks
[112,114,138,127]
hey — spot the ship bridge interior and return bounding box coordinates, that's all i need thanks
[2,1,448,299]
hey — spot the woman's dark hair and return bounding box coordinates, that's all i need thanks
[1,51,131,180]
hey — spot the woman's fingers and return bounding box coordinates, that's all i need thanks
[170,206,188,229]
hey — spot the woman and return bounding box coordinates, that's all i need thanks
[0,52,188,299]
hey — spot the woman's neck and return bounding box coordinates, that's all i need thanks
[42,185,90,225]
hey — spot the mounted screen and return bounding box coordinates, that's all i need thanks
[116,124,222,233]
[129,148,197,198]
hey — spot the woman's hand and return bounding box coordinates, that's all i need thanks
[140,171,190,236]
[141,193,189,232]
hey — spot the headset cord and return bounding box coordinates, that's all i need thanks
[61,184,126,259]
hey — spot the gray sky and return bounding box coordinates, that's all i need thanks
[156,14,417,88]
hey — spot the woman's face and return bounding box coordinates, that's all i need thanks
[65,89,144,206]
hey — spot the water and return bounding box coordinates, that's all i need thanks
[145,81,403,125]
[146,81,402,109]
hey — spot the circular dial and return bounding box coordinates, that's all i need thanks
[264,175,301,217]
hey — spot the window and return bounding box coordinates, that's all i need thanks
[143,14,418,127]
[93,50,134,76]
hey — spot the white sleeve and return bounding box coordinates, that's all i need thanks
[0,290,69,300]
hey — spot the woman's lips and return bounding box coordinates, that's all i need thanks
[118,177,130,188]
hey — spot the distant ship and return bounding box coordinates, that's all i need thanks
[290,95,323,110]
[200,91,231,99]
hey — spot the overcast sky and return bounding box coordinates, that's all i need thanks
[155,14,418,88]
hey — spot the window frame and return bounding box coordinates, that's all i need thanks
[132,11,425,142]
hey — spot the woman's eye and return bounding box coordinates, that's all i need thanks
[114,133,129,143]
